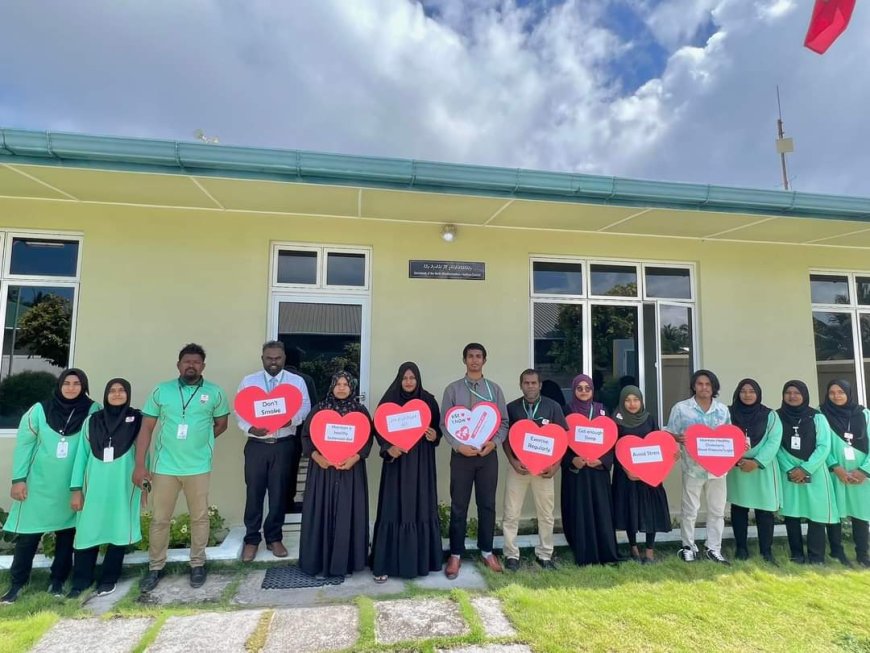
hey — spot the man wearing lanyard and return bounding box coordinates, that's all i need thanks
[236,341,311,562]
[133,344,230,591]
[502,369,567,571]
[441,343,509,579]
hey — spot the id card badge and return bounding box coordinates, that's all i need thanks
[845,445,856,461]
[542,418,550,425]
[56,440,69,459]
[103,446,115,462]
[791,436,801,450]
[177,424,189,440]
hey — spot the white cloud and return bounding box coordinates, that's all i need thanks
[0,0,867,195]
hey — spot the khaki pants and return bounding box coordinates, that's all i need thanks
[680,472,727,554]
[501,466,555,561]
[149,472,210,570]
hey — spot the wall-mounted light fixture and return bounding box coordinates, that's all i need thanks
[441,224,457,242]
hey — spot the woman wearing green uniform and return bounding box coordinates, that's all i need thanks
[727,378,783,563]
[1,369,97,604]
[820,379,870,568]
[67,378,143,598]
[776,380,839,565]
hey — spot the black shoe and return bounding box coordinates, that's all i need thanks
[735,548,749,561]
[66,589,83,600]
[536,558,556,570]
[1,585,23,604]
[835,553,854,568]
[762,553,779,567]
[790,555,806,565]
[705,549,731,566]
[139,570,163,593]
[49,581,65,597]
[95,583,116,597]
[190,566,207,588]
[505,558,520,572]
[857,557,870,568]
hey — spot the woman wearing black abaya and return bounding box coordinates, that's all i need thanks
[370,362,442,582]
[299,372,373,577]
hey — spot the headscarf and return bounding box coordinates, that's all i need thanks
[320,371,363,416]
[776,380,818,461]
[379,362,423,405]
[87,378,142,459]
[820,379,868,454]
[729,378,772,447]
[541,379,567,412]
[613,385,648,428]
[41,368,94,435]
[569,373,605,418]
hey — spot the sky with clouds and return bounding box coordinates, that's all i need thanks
[0,0,867,196]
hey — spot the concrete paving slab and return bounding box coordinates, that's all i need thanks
[32,617,153,653]
[264,605,359,652]
[470,597,516,637]
[147,610,263,653]
[233,569,406,608]
[83,578,136,616]
[413,562,488,591]
[142,573,234,605]
[375,597,469,645]
[434,646,532,653]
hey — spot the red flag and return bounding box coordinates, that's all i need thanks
[804,0,856,54]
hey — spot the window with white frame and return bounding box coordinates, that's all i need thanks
[530,257,696,421]
[809,271,870,404]
[0,232,82,429]
[272,244,370,291]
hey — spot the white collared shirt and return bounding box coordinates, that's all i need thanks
[235,369,312,439]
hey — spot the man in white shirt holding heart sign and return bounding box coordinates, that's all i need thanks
[441,343,509,579]
[235,341,311,562]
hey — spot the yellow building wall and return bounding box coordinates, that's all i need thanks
[1,196,866,527]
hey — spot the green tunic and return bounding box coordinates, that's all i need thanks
[70,416,143,549]
[776,414,839,524]
[4,402,100,534]
[826,408,870,522]
[727,411,783,512]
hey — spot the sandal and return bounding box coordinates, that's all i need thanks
[373,575,389,584]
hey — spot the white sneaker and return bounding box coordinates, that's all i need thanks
[705,549,731,566]
[679,546,696,562]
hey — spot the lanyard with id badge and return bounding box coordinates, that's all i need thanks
[56,411,75,459]
[844,431,856,461]
[177,380,203,441]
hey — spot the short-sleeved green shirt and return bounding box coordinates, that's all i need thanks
[142,377,230,476]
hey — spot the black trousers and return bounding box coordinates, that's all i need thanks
[71,544,126,591]
[449,450,498,555]
[828,517,870,561]
[9,528,75,587]
[785,517,826,563]
[244,437,293,545]
[626,531,657,549]
[731,505,775,555]
[288,435,303,506]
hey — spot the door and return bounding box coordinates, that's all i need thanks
[643,302,695,424]
[590,303,640,414]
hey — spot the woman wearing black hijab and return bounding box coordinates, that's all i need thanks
[2,369,98,603]
[67,379,144,598]
[726,379,783,563]
[299,371,374,577]
[776,380,838,564]
[820,379,870,567]
[370,362,442,582]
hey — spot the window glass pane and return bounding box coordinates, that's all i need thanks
[590,264,638,297]
[812,310,857,401]
[326,253,366,287]
[862,314,870,406]
[645,267,692,299]
[532,302,582,406]
[591,304,638,413]
[810,274,850,305]
[10,238,79,277]
[659,305,694,421]
[857,277,870,306]
[0,286,75,429]
[532,262,583,295]
[276,250,317,284]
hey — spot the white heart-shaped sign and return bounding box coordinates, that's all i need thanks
[444,401,500,449]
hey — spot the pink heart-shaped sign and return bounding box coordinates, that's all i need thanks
[615,431,679,487]
[234,384,304,433]
[684,424,745,477]
[508,419,568,476]
[444,402,500,449]
[565,414,618,460]
[374,399,432,451]
[309,410,371,466]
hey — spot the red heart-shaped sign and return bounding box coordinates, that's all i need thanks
[684,424,745,477]
[309,410,371,466]
[614,431,679,487]
[234,384,304,433]
[565,414,618,460]
[374,399,432,451]
[508,419,568,476]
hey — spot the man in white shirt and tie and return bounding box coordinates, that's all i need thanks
[236,341,311,561]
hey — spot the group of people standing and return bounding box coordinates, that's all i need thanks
[3,341,869,604]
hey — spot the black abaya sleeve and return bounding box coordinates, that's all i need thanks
[356,405,375,459]
[426,392,443,446]
[301,408,319,456]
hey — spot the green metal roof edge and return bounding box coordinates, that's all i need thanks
[1,128,869,221]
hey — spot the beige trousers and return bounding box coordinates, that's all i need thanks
[501,465,555,560]
[149,472,211,570]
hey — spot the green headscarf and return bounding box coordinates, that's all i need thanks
[613,385,648,428]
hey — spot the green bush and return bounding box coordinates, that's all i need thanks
[0,370,57,421]
[138,505,226,551]
[437,501,478,539]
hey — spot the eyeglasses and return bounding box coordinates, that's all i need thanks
[576,385,592,391]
